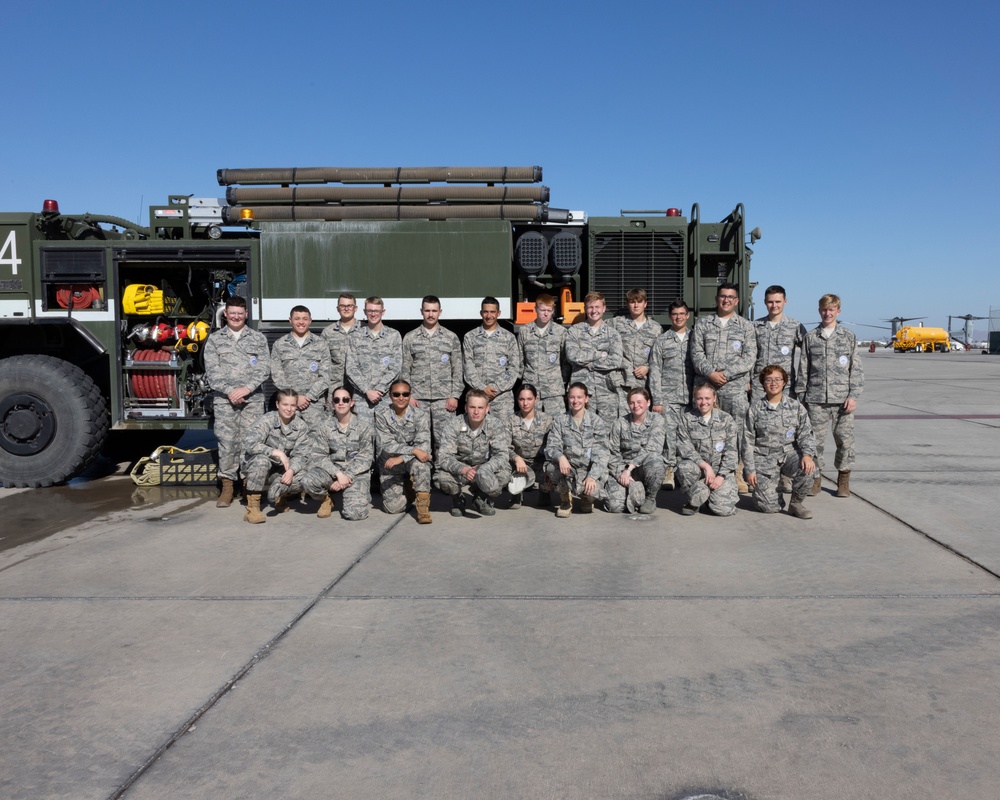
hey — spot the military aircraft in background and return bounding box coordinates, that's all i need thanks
[948,314,988,349]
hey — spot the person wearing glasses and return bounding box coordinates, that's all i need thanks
[743,365,816,519]
[301,387,375,520]
[375,380,433,524]
[401,295,463,442]
[203,295,271,509]
[321,292,360,396]
[346,296,402,423]
[649,299,696,491]
[691,282,756,493]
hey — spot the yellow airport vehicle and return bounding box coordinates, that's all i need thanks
[893,326,951,353]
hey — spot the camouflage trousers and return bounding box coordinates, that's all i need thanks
[589,388,621,422]
[351,391,391,425]
[538,395,565,414]
[300,465,371,520]
[659,402,686,467]
[485,390,514,422]
[243,454,304,501]
[435,460,511,499]
[416,398,456,446]
[750,449,813,513]
[212,395,265,480]
[378,456,432,514]
[543,462,607,500]
[676,460,737,516]
[605,456,666,513]
[298,400,329,441]
[716,385,750,441]
[806,403,856,472]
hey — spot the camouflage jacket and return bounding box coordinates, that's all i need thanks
[270,332,332,403]
[518,321,568,398]
[648,329,695,407]
[346,325,403,396]
[508,409,554,464]
[436,413,512,474]
[320,319,361,392]
[314,414,375,478]
[463,326,521,394]
[565,322,624,394]
[402,325,464,400]
[607,412,667,475]
[798,325,864,404]
[544,410,610,480]
[611,316,662,389]
[203,326,271,397]
[675,408,738,477]
[691,314,757,392]
[743,395,816,475]
[374,404,432,466]
[752,316,806,395]
[243,411,312,473]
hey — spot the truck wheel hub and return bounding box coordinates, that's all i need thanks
[0,394,56,455]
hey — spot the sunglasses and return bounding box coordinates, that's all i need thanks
[391,391,411,398]
[332,397,352,404]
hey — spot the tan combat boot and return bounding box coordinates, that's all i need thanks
[736,463,750,494]
[317,494,334,518]
[216,478,235,508]
[244,494,266,524]
[415,491,433,524]
[273,495,291,514]
[809,475,822,496]
[555,491,573,518]
[580,494,595,513]
[662,466,675,490]
[836,471,851,498]
[404,479,417,509]
[788,497,813,519]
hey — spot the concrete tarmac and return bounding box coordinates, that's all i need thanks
[1,351,998,800]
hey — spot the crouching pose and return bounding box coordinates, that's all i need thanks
[606,388,666,515]
[507,384,555,509]
[544,382,610,517]
[242,389,312,524]
[300,388,374,520]
[434,390,512,517]
[744,365,816,519]
[675,383,739,516]
[375,380,433,524]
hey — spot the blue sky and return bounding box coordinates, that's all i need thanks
[4,1,997,337]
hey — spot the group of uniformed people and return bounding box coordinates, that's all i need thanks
[202,283,863,525]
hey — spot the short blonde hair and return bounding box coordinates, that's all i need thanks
[819,293,841,309]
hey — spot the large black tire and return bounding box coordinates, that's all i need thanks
[0,355,109,488]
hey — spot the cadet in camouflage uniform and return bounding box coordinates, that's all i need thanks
[203,296,271,508]
[752,285,807,399]
[605,388,666,515]
[675,383,739,516]
[242,389,312,523]
[434,389,512,517]
[544,382,611,516]
[463,296,521,421]
[649,300,696,489]
[346,296,403,423]
[611,289,662,416]
[269,305,332,437]
[518,293,568,413]
[565,292,624,421]
[744,365,817,519]
[320,293,360,400]
[375,380,433,524]
[300,388,374,521]
[507,384,555,508]
[691,283,756,492]
[798,293,864,498]
[401,295,463,440]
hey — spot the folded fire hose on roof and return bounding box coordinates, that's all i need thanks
[129,446,218,486]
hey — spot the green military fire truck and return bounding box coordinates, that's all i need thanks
[0,165,759,487]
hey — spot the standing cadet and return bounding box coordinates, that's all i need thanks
[203,296,271,508]
[752,285,806,399]
[321,293,360,399]
[611,288,662,416]
[798,293,864,498]
[507,384,554,508]
[300,387,375,521]
[269,305,332,437]
[375,380,433,524]
[544,382,610,517]
[463,296,521,421]
[401,295,463,440]
[242,389,311,524]
[675,383,739,517]
[691,282,756,493]
[518,293,568,413]
[434,389,512,517]
[565,291,624,420]
[744,365,816,519]
[346,296,403,423]
[605,388,666,516]
[649,300,696,490]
